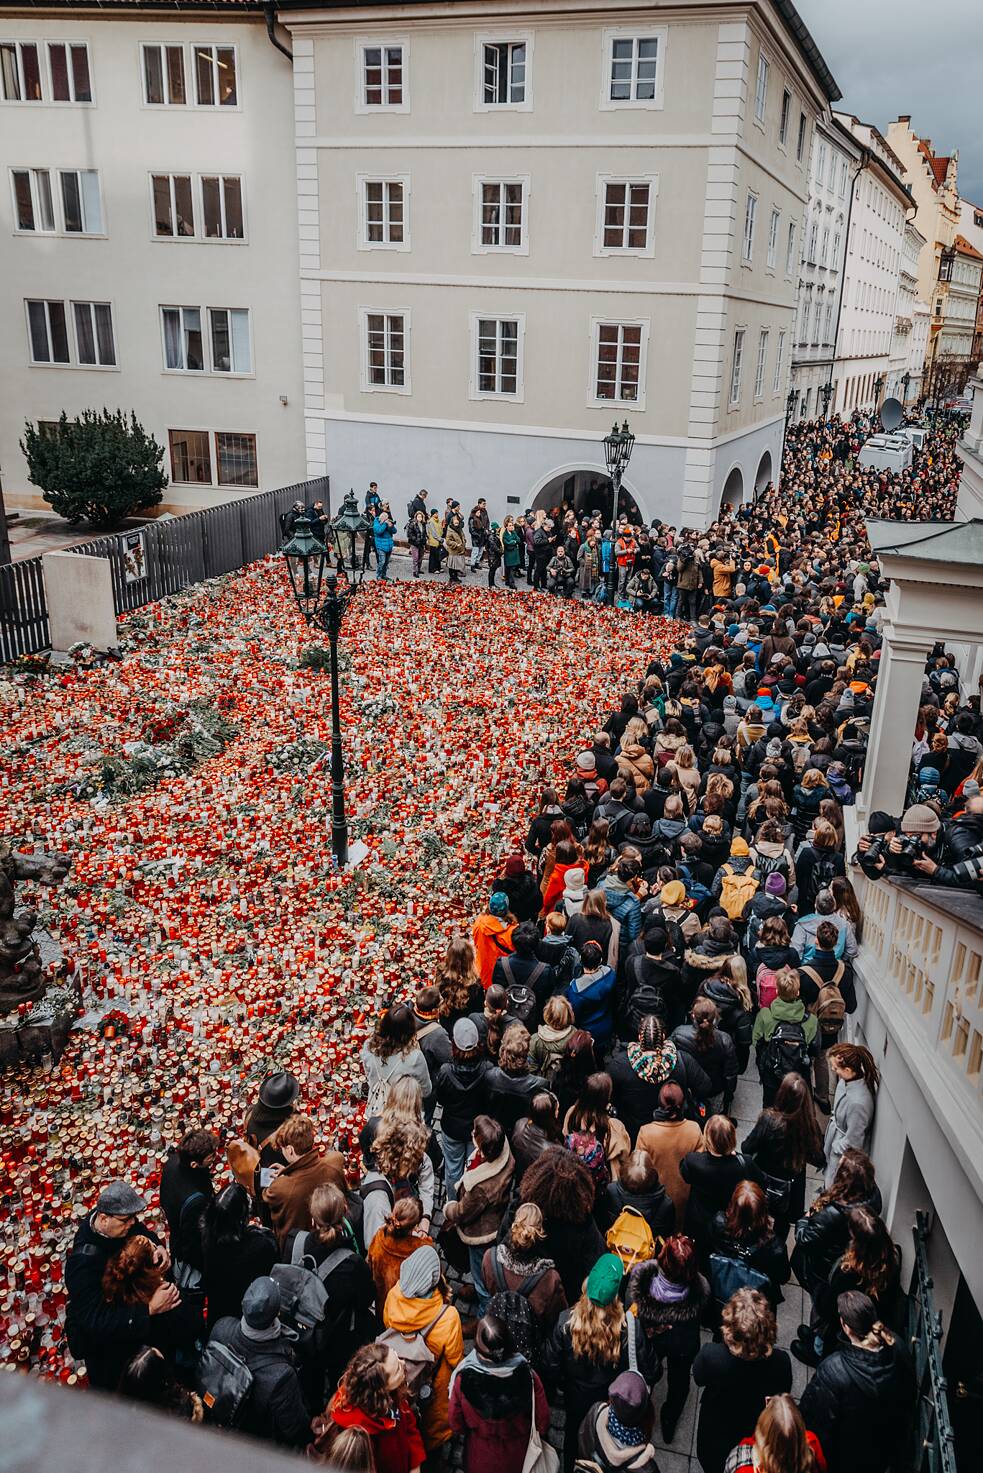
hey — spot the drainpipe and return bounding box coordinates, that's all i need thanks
[264,2,293,61]
[825,148,867,416]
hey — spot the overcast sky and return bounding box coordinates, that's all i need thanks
[797,0,983,205]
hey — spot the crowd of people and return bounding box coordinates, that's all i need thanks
[64,408,976,1472]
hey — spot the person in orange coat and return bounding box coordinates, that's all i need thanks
[367,1197,435,1312]
[383,1245,464,1452]
[472,892,516,990]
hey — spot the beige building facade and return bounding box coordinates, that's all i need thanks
[280,0,838,526]
[0,1,306,513]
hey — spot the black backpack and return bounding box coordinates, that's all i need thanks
[757,1019,811,1094]
[347,1178,395,1255]
[622,979,665,1038]
[808,854,837,897]
[500,958,544,1026]
[198,1339,256,1427]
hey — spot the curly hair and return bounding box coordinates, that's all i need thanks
[721,1288,777,1361]
[102,1235,162,1306]
[520,1145,594,1225]
[333,1344,396,1422]
[372,1118,429,1183]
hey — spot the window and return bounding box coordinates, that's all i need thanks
[816,142,827,186]
[142,43,186,104]
[785,221,796,275]
[767,208,780,269]
[807,218,818,262]
[47,42,91,102]
[473,317,522,397]
[480,39,527,106]
[742,192,757,263]
[201,175,244,239]
[152,174,195,237]
[754,52,769,123]
[359,178,406,248]
[194,46,237,106]
[1,41,42,100]
[593,321,645,404]
[729,328,745,406]
[824,301,833,342]
[360,42,404,108]
[603,30,664,107]
[598,178,655,254]
[363,311,407,391]
[796,111,807,162]
[72,301,115,365]
[12,169,55,232]
[773,329,785,394]
[779,88,791,146]
[162,306,204,371]
[839,160,848,199]
[820,226,830,266]
[832,231,841,270]
[209,308,251,373]
[476,178,527,251]
[26,299,69,363]
[58,170,103,233]
[754,329,768,400]
[169,429,211,485]
[216,432,257,488]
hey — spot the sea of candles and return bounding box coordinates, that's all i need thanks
[0,559,678,1380]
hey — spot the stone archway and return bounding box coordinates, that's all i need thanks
[528,464,646,527]
[719,464,744,513]
[754,449,773,495]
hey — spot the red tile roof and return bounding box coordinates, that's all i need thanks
[917,138,951,191]
[955,234,983,262]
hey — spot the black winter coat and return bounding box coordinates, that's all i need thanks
[671,1023,738,1100]
[799,1337,914,1473]
[692,1341,793,1473]
[486,1066,550,1136]
[607,1043,712,1142]
[791,1184,883,1296]
[708,1216,790,1305]
[599,1179,676,1241]
[539,1214,606,1305]
[434,1058,492,1142]
[696,978,753,1070]
[159,1150,214,1269]
[202,1224,278,1328]
[208,1318,311,1446]
[65,1214,158,1387]
[679,1151,764,1247]
[542,1308,658,1407]
[497,870,546,923]
[626,1258,709,1364]
[741,1112,823,1227]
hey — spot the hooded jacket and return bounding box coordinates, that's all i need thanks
[326,1392,426,1473]
[209,1317,310,1447]
[443,1142,514,1245]
[449,1361,549,1473]
[751,995,819,1049]
[577,1402,662,1473]
[672,1020,738,1100]
[617,744,656,794]
[383,1285,464,1448]
[598,874,643,958]
[791,1184,883,1295]
[799,1336,914,1473]
[635,1115,705,1229]
[608,1041,711,1143]
[434,1057,492,1142]
[626,1257,709,1362]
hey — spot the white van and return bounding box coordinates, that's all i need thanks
[897,426,927,454]
[857,433,914,473]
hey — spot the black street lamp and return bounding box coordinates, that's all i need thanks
[873,374,885,409]
[901,371,911,405]
[280,493,371,867]
[819,381,833,421]
[602,419,635,604]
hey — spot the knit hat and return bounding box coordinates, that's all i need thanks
[576,752,597,774]
[453,1018,479,1050]
[586,1253,624,1306]
[608,1370,650,1428]
[400,1246,442,1299]
[730,837,750,857]
[242,1277,281,1331]
[504,855,526,878]
[563,868,588,901]
[766,738,784,757]
[917,767,941,788]
[489,891,510,917]
[660,880,686,907]
[963,780,981,799]
[866,810,896,835]
[765,872,787,896]
[901,804,940,837]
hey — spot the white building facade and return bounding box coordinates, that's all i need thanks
[280,0,839,527]
[891,218,930,404]
[789,113,860,421]
[0,1,306,512]
[830,113,910,416]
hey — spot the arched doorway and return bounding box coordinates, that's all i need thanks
[754,450,773,495]
[530,465,644,527]
[719,464,744,514]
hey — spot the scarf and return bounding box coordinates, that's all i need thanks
[607,1411,645,1448]
[626,1040,678,1084]
[648,1270,689,1304]
[498,1241,555,1279]
[450,1348,525,1388]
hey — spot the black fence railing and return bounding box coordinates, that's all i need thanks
[908,1211,959,1473]
[0,478,329,660]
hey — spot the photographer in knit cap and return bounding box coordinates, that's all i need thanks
[205,1276,310,1446]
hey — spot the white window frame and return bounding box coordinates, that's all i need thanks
[71,300,116,367]
[26,296,117,369]
[159,304,253,376]
[588,317,649,412]
[472,174,529,254]
[148,172,246,243]
[753,328,768,401]
[785,221,797,277]
[742,190,757,265]
[25,298,70,364]
[208,306,253,375]
[10,167,56,233]
[167,428,259,489]
[773,329,785,394]
[359,307,411,395]
[474,32,533,112]
[160,305,205,373]
[11,167,104,236]
[56,168,105,235]
[191,43,239,108]
[594,174,658,258]
[753,51,769,125]
[356,174,410,252]
[766,207,780,271]
[140,42,187,106]
[600,26,666,111]
[140,41,239,110]
[729,327,745,407]
[469,312,525,402]
[1,38,94,105]
[354,37,408,113]
[778,87,791,147]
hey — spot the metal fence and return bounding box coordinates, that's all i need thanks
[908,1211,959,1473]
[0,477,329,660]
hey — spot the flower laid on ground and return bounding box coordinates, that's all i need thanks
[0,557,680,1379]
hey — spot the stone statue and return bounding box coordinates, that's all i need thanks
[0,841,71,1014]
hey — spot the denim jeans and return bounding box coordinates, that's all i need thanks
[664,583,679,617]
[441,1132,469,1202]
[376,547,392,580]
[470,542,485,571]
[469,1243,491,1315]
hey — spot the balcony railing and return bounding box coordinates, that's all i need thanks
[908,1211,959,1473]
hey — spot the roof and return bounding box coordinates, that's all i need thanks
[866,519,983,566]
[955,234,983,262]
[0,0,264,8]
[918,138,952,191]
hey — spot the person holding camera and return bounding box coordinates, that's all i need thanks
[908,793,983,894]
[854,804,944,880]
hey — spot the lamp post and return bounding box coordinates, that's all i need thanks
[819,381,833,421]
[873,374,885,412]
[280,493,371,867]
[901,371,911,407]
[602,419,635,604]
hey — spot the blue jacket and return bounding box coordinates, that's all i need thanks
[373,514,394,552]
[598,875,641,960]
[566,966,618,1046]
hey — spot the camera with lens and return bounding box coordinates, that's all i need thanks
[888,833,926,873]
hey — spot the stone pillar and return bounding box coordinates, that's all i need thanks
[42,551,118,653]
[859,624,931,820]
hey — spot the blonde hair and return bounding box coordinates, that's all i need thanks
[801,768,826,790]
[721,955,753,1012]
[568,1290,623,1367]
[545,911,568,935]
[499,1022,531,1070]
[753,1395,816,1473]
[381,1076,425,1127]
[509,1202,546,1252]
[704,1115,737,1156]
[372,1119,429,1182]
[675,744,695,770]
[775,965,800,1002]
[543,996,574,1030]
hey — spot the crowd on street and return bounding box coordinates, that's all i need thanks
[64,407,983,1473]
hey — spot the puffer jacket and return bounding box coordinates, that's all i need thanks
[598,875,642,961]
[799,1335,914,1473]
[791,1184,883,1295]
[696,977,753,1070]
[617,743,656,794]
[672,1020,739,1101]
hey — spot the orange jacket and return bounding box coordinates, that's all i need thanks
[472,913,515,989]
[383,1286,464,1450]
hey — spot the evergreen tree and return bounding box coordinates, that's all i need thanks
[21,409,167,528]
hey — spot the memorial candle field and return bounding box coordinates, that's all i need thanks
[0,562,680,1379]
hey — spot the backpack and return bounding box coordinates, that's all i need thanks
[366,1055,408,1118]
[752,850,789,881]
[807,854,837,899]
[565,1132,610,1193]
[499,957,544,1027]
[606,1206,656,1272]
[676,544,694,570]
[801,962,847,1034]
[755,964,779,1010]
[757,1018,811,1094]
[677,862,713,906]
[709,1246,771,1305]
[718,863,759,921]
[271,1236,355,1348]
[348,1178,395,1255]
[197,1339,257,1428]
[488,1254,550,1360]
[171,1190,207,1291]
[375,1305,449,1405]
[623,978,665,1039]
